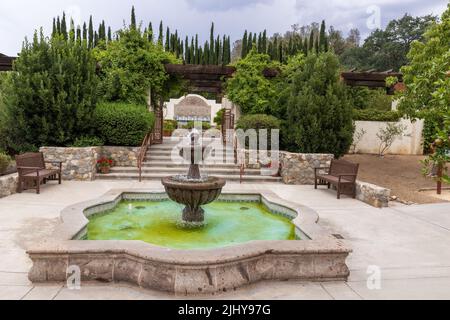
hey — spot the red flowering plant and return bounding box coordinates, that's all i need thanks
[97,157,114,169]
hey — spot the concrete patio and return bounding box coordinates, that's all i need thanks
[1,180,450,300]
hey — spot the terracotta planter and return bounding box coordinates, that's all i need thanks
[100,167,111,174]
[163,130,174,137]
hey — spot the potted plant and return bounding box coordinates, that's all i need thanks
[97,157,113,174]
[163,120,178,137]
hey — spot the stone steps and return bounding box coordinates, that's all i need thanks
[109,167,262,175]
[96,172,282,183]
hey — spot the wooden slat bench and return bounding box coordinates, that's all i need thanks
[15,152,62,194]
[314,159,359,199]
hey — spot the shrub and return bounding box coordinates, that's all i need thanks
[348,87,392,111]
[72,136,105,147]
[214,109,225,127]
[283,53,354,158]
[236,114,281,148]
[183,121,212,130]
[2,31,98,153]
[353,109,403,122]
[94,102,155,146]
[0,152,11,174]
[164,120,178,132]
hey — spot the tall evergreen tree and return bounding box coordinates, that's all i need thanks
[262,30,267,54]
[61,12,68,40]
[69,19,75,42]
[76,26,82,43]
[82,23,87,41]
[56,17,61,35]
[319,20,327,52]
[148,22,153,42]
[88,16,94,48]
[4,30,98,152]
[165,27,170,51]
[195,34,199,64]
[209,23,215,64]
[242,31,248,58]
[185,36,189,63]
[130,6,137,30]
[52,18,57,37]
[308,30,314,52]
[158,21,163,45]
[107,27,112,42]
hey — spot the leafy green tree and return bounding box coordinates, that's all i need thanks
[283,52,354,157]
[1,30,98,152]
[399,4,450,152]
[226,49,279,114]
[94,25,178,105]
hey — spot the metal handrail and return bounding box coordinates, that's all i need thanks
[138,131,154,182]
[233,134,245,184]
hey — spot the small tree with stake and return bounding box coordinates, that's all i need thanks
[422,113,450,195]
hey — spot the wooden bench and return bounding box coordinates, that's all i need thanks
[314,159,359,199]
[15,152,62,194]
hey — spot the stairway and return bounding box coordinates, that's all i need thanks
[96,138,282,183]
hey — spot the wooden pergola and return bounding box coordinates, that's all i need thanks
[0,53,15,71]
[341,70,404,94]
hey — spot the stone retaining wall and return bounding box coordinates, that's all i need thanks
[40,146,140,181]
[0,173,18,198]
[101,146,139,167]
[356,181,391,208]
[280,152,334,185]
[40,147,99,181]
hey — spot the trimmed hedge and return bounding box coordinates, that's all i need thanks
[236,114,281,131]
[353,109,403,122]
[94,102,155,146]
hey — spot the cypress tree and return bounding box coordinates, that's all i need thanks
[165,27,170,51]
[303,37,308,55]
[247,32,253,52]
[258,33,262,53]
[82,23,87,41]
[131,6,136,30]
[319,20,327,52]
[195,34,199,64]
[158,21,163,45]
[227,36,231,64]
[69,19,75,42]
[252,33,257,47]
[242,31,248,58]
[107,27,112,42]
[148,22,153,42]
[216,35,221,65]
[309,30,314,52]
[61,12,68,40]
[94,31,99,47]
[52,18,57,37]
[190,37,195,64]
[88,16,94,49]
[209,23,215,64]
[262,30,267,54]
[185,36,189,63]
[204,42,209,65]
[56,17,61,35]
[278,41,283,63]
[272,37,278,61]
[76,26,82,43]
[222,35,227,65]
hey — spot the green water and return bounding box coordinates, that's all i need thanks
[87,200,296,250]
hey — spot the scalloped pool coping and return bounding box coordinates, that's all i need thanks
[27,189,352,295]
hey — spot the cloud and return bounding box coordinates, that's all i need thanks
[185,0,274,11]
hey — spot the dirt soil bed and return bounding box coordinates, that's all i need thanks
[344,154,449,204]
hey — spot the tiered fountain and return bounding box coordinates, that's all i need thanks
[161,133,226,228]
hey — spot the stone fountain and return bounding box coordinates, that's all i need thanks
[161,132,226,228]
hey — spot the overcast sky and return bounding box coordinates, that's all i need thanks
[0,0,447,56]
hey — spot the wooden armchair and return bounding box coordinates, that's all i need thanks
[15,152,62,194]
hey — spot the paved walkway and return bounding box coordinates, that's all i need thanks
[1,181,450,300]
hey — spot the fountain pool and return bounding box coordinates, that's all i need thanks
[87,200,296,250]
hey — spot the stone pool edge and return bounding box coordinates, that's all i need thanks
[27,189,352,295]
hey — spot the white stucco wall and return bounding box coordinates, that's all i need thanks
[353,118,424,155]
[164,94,223,126]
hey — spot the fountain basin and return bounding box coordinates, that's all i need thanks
[27,189,351,294]
[162,176,226,227]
